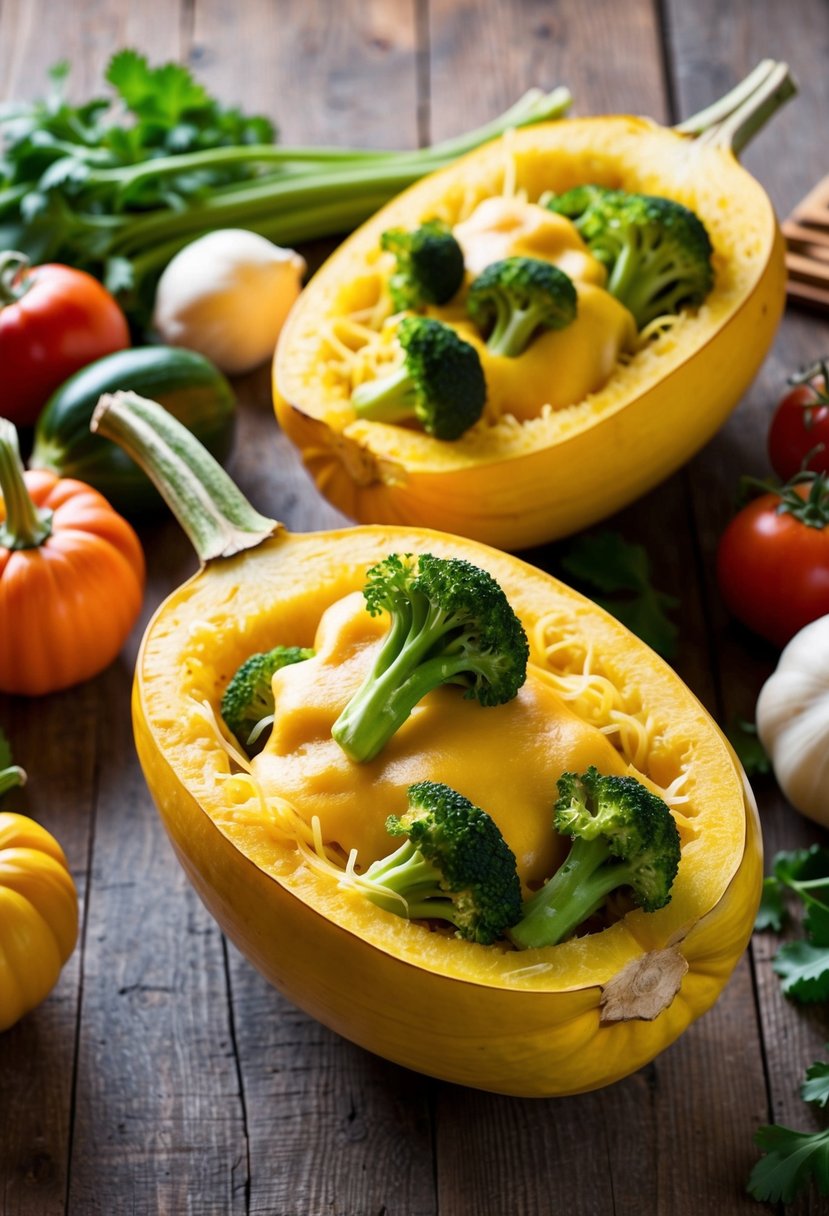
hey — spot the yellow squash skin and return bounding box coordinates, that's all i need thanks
[0,813,79,1031]
[132,524,762,1097]
[273,117,785,550]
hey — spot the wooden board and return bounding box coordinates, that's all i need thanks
[1,0,828,1213]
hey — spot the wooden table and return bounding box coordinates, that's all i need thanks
[2,1,829,1212]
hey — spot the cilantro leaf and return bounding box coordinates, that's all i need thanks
[803,1057,829,1109]
[560,531,679,658]
[804,900,829,948]
[772,940,829,1002]
[748,1124,829,1203]
[774,844,829,887]
[755,876,787,932]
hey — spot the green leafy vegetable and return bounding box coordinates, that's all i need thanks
[803,1056,829,1109]
[749,857,829,1203]
[748,1123,829,1204]
[559,531,679,658]
[0,53,571,321]
[773,940,829,1002]
[726,718,770,778]
[755,875,786,933]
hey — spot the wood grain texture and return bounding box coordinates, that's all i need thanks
[427,2,772,1210]
[2,0,828,1212]
[667,3,829,1212]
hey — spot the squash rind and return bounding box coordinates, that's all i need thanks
[133,525,762,1096]
[273,117,785,549]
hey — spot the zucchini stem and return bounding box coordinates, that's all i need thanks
[91,392,279,563]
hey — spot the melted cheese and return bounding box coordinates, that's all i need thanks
[253,591,630,888]
[453,196,607,285]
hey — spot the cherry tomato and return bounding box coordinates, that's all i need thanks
[0,253,130,428]
[717,476,829,648]
[768,360,829,481]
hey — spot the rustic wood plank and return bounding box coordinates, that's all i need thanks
[66,658,247,1215]
[0,684,97,1216]
[666,2,829,1212]
[426,3,772,1213]
[0,4,194,1210]
[0,3,250,1212]
[184,4,438,1216]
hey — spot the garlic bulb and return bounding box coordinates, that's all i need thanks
[152,229,306,374]
[756,614,829,826]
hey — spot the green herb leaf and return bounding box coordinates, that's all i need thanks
[755,876,787,932]
[748,1124,829,1203]
[772,940,829,1002]
[726,718,770,777]
[803,1056,829,1109]
[560,531,679,658]
[805,900,829,948]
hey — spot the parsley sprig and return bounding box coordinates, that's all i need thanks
[559,530,679,659]
[749,847,829,1203]
[0,51,571,319]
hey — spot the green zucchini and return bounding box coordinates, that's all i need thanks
[30,346,236,516]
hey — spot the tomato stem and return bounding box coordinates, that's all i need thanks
[0,420,53,550]
[91,392,279,563]
[0,251,34,306]
[776,471,829,529]
[788,359,829,406]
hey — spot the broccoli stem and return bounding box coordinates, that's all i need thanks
[332,605,482,762]
[487,306,547,358]
[509,835,635,949]
[363,838,462,924]
[350,364,418,424]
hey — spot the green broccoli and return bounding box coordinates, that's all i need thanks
[351,315,486,440]
[465,255,578,357]
[359,780,522,944]
[381,219,465,312]
[546,185,714,329]
[221,645,315,754]
[509,766,681,950]
[331,552,529,763]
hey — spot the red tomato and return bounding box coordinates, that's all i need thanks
[768,363,829,481]
[716,478,829,648]
[0,254,130,428]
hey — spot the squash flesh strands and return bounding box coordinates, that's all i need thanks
[93,392,761,1097]
[274,61,795,550]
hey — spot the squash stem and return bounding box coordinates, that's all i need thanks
[91,392,279,563]
[0,764,26,799]
[0,419,52,550]
[674,59,796,155]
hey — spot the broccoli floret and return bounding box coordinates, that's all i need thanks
[546,186,714,329]
[331,552,529,763]
[351,316,486,440]
[466,256,577,357]
[359,780,522,944]
[381,219,465,311]
[221,645,315,754]
[509,766,681,950]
